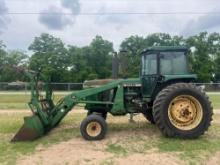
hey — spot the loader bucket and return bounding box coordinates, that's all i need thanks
[11,115,45,142]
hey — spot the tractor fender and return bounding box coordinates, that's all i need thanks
[152,77,196,101]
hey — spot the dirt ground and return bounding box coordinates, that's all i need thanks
[1,109,220,165]
[206,152,220,165]
[9,109,182,165]
[17,136,184,165]
[17,138,220,165]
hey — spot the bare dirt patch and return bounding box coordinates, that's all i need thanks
[4,111,220,165]
[206,151,220,165]
[0,109,30,114]
[17,138,114,165]
[17,138,184,165]
[116,152,184,165]
[16,114,184,165]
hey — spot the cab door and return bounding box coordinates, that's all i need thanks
[141,74,161,97]
[141,53,160,97]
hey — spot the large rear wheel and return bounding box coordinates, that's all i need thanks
[153,83,213,138]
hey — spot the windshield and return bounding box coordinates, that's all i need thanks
[160,51,188,75]
[141,51,189,76]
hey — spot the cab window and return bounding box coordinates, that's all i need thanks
[160,51,188,75]
[142,54,157,75]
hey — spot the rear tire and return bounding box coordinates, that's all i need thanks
[153,83,213,138]
[80,114,107,140]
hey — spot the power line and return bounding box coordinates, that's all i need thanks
[3,12,220,15]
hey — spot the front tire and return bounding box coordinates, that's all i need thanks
[80,114,107,140]
[87,111,107,120]
[153,83,213,138]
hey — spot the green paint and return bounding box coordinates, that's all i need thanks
[13,46,200,141]
[111,83,126,115]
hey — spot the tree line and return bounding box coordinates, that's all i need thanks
[0,32,220,83]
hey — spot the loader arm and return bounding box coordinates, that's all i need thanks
[12,71,125,141]
[48,79,124,128]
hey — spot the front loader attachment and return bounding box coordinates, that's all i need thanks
[11,115,44,142]
[11,70,53,142]
[11,69,130,142]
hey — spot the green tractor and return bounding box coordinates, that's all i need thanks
[12,46,213,141]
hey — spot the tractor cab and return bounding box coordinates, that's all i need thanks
[141,46,196,98]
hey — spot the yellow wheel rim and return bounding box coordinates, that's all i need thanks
[86,122,102,137]
[168,95,203,130]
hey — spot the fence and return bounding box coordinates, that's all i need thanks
[194,83,220,92]
[0,82,220,92]
[0,82,83,92]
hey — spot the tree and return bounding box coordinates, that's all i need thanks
[186,32,218,82]
[119,33,184,78]
[0,48,28,82]
[2,32,220,83]
[66,36,114,82]
[29,33,68,82]
[86,36,114,79]
[145,33,183,46]
[28,34,114,82]
[0,41,7,66]
[66,46,91,82]
[0,41,7,81]
[214,56,220,82]
[119,35,146,77]
[208,33,220,82]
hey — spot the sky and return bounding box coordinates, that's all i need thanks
[0,0,220,52]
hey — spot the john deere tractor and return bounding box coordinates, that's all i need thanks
[12,46,213,141]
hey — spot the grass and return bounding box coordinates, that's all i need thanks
[0,92,220,164]
[0,112,220,164]
[0,92,220,110]
[106,144,127,156]
[0,112,85,164]
[209,94,220,109]
[0,94,65,109]
[157,135,220,164]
